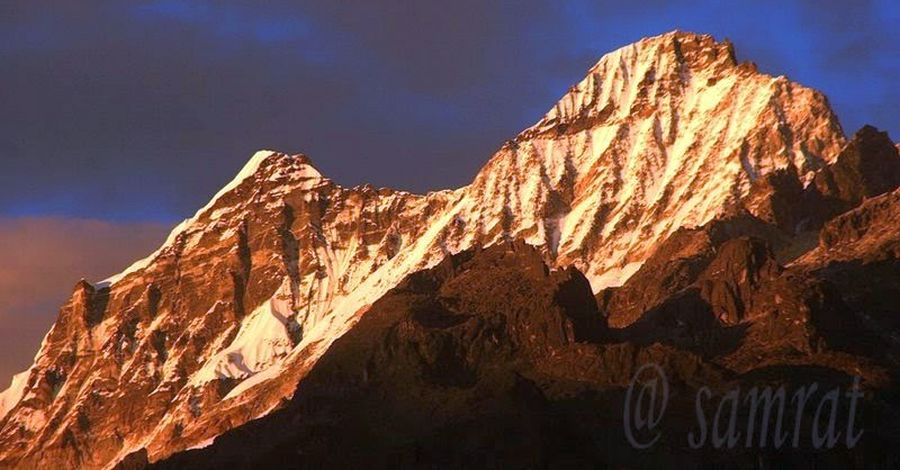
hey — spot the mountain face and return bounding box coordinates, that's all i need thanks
[160,140,900,468]
[0,31,864,468]
[153,242,726,468]
[159,232,899,468]
[813,125,900,213]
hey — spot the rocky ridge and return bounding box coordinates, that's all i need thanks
[0,31,855,468]
[155,122,900,468]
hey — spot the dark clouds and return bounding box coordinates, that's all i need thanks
[2,1,896,221]
[0,217,168,386]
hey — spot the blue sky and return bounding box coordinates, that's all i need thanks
[1,0,897,222]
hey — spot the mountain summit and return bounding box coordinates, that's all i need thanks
[0,32,853,468]
[466,30,844,286]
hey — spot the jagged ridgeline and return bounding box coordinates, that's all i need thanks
[3,31,885,469]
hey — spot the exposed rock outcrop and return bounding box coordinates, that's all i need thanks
[157,242,899,468]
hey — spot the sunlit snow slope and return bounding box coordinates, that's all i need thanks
[0,31,845,469]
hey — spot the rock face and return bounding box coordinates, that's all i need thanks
[154,243,726,468]
[157,241,899,468]
[742,125,900,233]
[799,188,900,354]
[0,31,861,468]
[0,151,453,468]
[814,125,900,210]
[598,209,789,328]
[155,143,900,468]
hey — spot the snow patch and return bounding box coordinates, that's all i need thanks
[0,368,30,419]
[589,261,645,291]
[187,436,216,451]
[193,278,295,385]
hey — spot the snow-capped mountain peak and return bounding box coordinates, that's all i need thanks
[0,32,847,468]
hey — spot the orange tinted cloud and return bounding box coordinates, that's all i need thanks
[0,217,169,388]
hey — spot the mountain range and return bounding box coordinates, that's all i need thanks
[1,31,898,469]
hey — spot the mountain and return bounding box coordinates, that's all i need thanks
[0,31,862,468]
[158,228,900,468]
[154,241,725,468]
[159,136,900,469]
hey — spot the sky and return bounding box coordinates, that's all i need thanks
[0,0,898,385]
